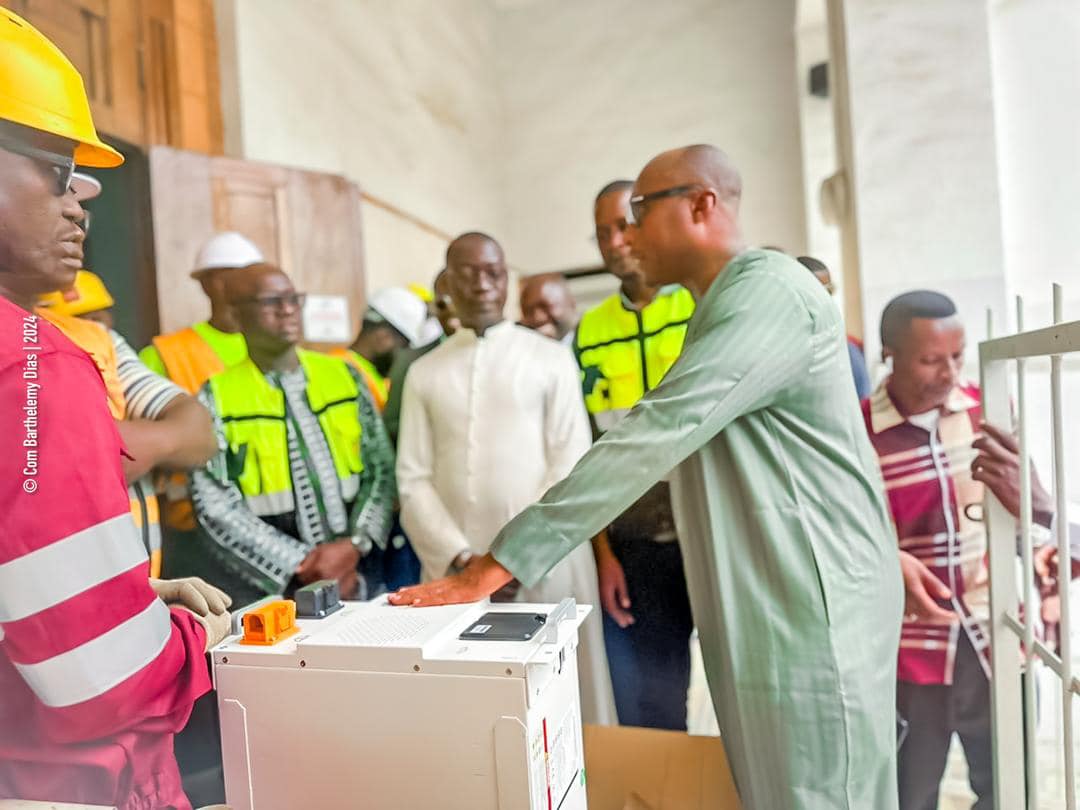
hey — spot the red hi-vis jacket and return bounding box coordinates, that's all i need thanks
[0,297,211,810]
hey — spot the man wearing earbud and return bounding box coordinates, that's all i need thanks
[862,290,1055,810]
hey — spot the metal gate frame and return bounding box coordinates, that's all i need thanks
[982,286,1079,809]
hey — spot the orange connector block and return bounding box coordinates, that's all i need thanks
[241,599,300,646]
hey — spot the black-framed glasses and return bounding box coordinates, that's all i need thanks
[629,184,701,224]
[237,292,307,311]
[0,135,75,196]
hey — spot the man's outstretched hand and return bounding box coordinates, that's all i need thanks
[388,553,514,607]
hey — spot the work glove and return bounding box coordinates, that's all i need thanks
[176,605,233,651]
[150,576,232,617]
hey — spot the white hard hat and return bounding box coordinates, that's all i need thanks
[418,315,444,344]
[192,232,265,276]
[367,287,428,348]
[69,172,102,202]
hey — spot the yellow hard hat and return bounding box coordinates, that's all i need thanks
[38,270,114,316]
[0,8,123,168]
[407,282,434,303]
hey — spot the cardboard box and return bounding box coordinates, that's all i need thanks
[583,725,742,810]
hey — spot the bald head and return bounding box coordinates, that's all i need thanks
[445,231,508,333]
[224,262,290,303]
[520,273,577,341]
[637,144,741,207]
[627,144,746,295]
[446,232,503,266]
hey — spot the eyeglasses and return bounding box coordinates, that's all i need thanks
[628,184,701,224]
[237,292,307,311]
[0,135,75,196]
[76,208,92,238]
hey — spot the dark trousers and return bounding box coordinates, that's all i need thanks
[897,632,993,810]
[603,535,694,731]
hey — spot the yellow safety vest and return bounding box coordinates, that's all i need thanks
[208,350,364,516]
[575,287,695,428]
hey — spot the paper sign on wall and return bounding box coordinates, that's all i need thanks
[303,294,352,343]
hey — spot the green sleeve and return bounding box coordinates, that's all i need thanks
[490,265,815,587]
[382,347,415,447]
[138,343,168,378]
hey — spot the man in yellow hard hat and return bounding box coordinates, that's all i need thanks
[0,9,229,809]
[41,267,115,327]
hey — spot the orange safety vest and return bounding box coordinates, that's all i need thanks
[329,347,389,411]
[36,308,163,575]
[37,307,125,418]
[151,327,226,395]
[150,327,229,532]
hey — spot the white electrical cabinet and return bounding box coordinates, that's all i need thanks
[213,598,590,810]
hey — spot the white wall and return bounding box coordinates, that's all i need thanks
[794,0,845,319]
[989,0,1080,503]
[990,0,1080,327]
[216,0,806,280]
[216,0,501,291]
[835,0,1009,373]
[496,0,806,272]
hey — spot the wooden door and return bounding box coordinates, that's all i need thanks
[13,0,223,155]
[13,0,145,145]
[149,147,366,340]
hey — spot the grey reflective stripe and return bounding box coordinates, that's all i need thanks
[15,599,172,707]
[245,490,296,516]
[147,520,163,555]
[593,408,630,433]
[0,514,148,622]
[340,474,359,502]
[238,477,357,517]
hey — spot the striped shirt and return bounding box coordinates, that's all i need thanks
[865,381,994,685]
[112,329,184,420]
[0,301,210,809]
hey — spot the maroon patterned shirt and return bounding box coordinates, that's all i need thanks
[862,381,990,685]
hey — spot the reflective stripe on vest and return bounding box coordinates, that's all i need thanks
[208,350,363,516]
[575,287,695,420]
[152,327,225,394]
[129,477,162,578]
[153,327,230,528]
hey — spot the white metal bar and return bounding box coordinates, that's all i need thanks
[1016,296,1040,809]
[1051,284,1075,810]
[983,328,1026,810]
[981,317,1080,362]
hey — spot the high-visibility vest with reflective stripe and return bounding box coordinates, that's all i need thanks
[209,350,364,517]
[151,324,246,529]
[329,347,389,411]
[36,307,125,418]
[575,287,695,423]
[152,326,226,395]
[129,478,162,577]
